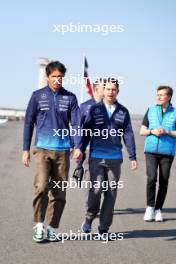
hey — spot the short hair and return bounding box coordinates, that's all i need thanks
[46,61,66,77]
[157,85,173,103]
[93,78,107,90]
[157,85,173,97]
[106,77,119,90]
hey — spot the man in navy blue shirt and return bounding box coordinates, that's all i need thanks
[73,78,105,206]
[22,61,82,242]
[81,78,137,235]
[80,78,105,126]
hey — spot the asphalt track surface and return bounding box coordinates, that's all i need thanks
[0,121,176,264]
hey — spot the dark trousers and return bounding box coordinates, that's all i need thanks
[86,158,122,231]
[145,153,174,210]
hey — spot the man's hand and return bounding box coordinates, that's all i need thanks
[152,128,166,137]
[72,149,83,162]
[131,160,137,170]
[22,151,30,167]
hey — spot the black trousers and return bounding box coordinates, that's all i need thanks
[145,153,174,210]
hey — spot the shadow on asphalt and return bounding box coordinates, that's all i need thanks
[120,229,176,240]
[113,207,176,215]
[34,230,176,243]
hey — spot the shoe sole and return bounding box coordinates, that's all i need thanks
[144,218,154,222]
[46,236,58,242]
[33,237,45,242]
[46,238,58,242]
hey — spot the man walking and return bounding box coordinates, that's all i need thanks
[73,78,105,206]
[22,61,82,242]
[80,78,105,126]
[80,78,137,235]
[73,78,105,177]
[140,85,176,222]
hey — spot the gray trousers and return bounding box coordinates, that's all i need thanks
[86,158,122,231]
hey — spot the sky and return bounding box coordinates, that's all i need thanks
[0,0,176,114]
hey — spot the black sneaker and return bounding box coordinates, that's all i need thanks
[81,218,93,233]
[98,226,110,240]
[46,225,58,242]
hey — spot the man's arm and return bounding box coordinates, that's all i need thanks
[139,109,176,137]
[22,92,37,167]
[139,109,161,136]
[140,125,164,137]
[166,130,176,137]
[139,109,152,136]
[123,110,137,170]
[70,96,83,161]
[165,119,176,137]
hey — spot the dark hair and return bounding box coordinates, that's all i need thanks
[46,61,66,77]
[157,85,173,102]
[93,78,107,90]
[106,77,119,90]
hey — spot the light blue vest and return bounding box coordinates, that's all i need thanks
[144,104,176,156]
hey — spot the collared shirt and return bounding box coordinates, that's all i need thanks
[104,103,116,118]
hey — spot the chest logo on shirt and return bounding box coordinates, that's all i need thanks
[118,110,124,115]
[58,99,70,112]
[114,113,124,123]
[62,96,68,99]
[41,93,47,100]
[94,108,101,114]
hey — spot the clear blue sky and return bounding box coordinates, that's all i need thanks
[1,0,176,114]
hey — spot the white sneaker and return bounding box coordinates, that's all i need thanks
[144,206,154,221]
[33,223,45,242]
[155,209,163,222]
